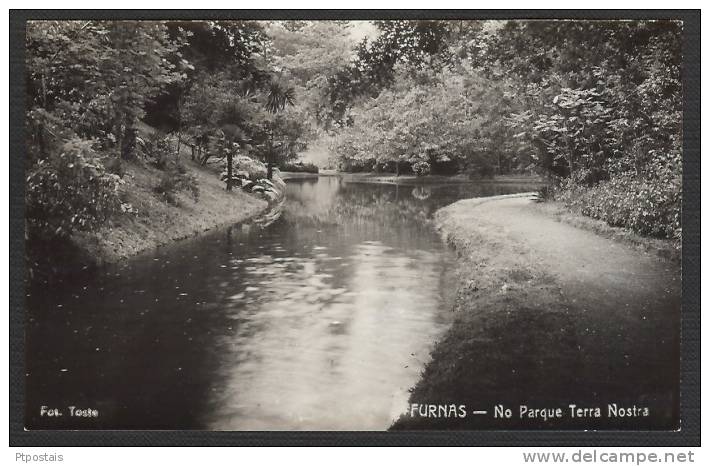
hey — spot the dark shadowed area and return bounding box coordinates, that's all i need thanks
[392,196,681,430]
[25,177,531,430]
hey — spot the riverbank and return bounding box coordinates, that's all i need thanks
[337,172,544,186]
[391,194,681,430]
[66,161,276,268]
[278,171,320,180]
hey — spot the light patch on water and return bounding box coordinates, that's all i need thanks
[205,242,450,430]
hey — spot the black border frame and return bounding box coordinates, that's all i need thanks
[9,9,700,447]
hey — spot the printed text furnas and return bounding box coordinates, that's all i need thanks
[409,404,467,418]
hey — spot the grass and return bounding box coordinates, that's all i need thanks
[531,201,681,264]
[390,198,575,429]
[390,194,680,430]
[72,158,268,265]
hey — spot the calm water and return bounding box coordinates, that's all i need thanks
[26,177,534,430]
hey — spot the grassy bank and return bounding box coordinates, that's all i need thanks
[32,159,271,276]
[531,201,681,264]
[391,194,680,430]
[390,194,575,430]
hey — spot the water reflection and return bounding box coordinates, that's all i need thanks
[25,177,534,430]
[206,241,449,430]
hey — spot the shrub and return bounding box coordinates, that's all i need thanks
[535,185,555,202]
[279,161,320,173]
[139,132,174,169]
[412,161,431,177]
[234,155,268,180]
[555,173,681,241]
[466,161,496,179]
[103,157,126,177]
[26,138,124,238]
[153,164,199,206]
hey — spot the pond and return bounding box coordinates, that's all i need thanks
[25,176,535,430]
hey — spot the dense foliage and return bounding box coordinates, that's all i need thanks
[25,19,683,246]
[485,21,682,240]
[322,20,682,240]
[328,66,523,176]
[25,138,125,238]
[25,20,310,246]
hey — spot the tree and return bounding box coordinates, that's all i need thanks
[471,20,681,182]
[320,20,461,128]
[26,21,187,160]
[25,20,188,245]
[145,20,268,134]
[264,21,355,133]
[256,80,303,179]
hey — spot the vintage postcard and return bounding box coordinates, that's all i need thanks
[10,11,699,446]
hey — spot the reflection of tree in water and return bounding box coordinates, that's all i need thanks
[283,179,535,240]
[411,186,432,200]
[282,182,442,250]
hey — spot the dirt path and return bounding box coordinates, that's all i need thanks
[393,194,681,430]
[471,195,680,313]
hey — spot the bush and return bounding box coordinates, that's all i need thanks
[153,164,199,206]
[535,185,555,202]
[138,132,174,169]
[234,155,268,180]
[467,161,496,179]
[555,173,681,241]
[26,138,124,238]
[339,159,376,173]
[279,161,319,173]
[412,161,431,177]
[103,157,126,177]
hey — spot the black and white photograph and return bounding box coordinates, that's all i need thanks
[8,9,699,446]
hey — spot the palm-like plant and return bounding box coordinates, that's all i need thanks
[265,80,295,114]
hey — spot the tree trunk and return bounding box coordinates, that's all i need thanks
[176,131,182,159]
[200,145,209,166]
[226,151,233,191]
[175,95,183,158]
[267,129,274,180]
[37,123,46,158]
[562,113,575,177]
[41,74,47,108]
[121,117,137,160]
